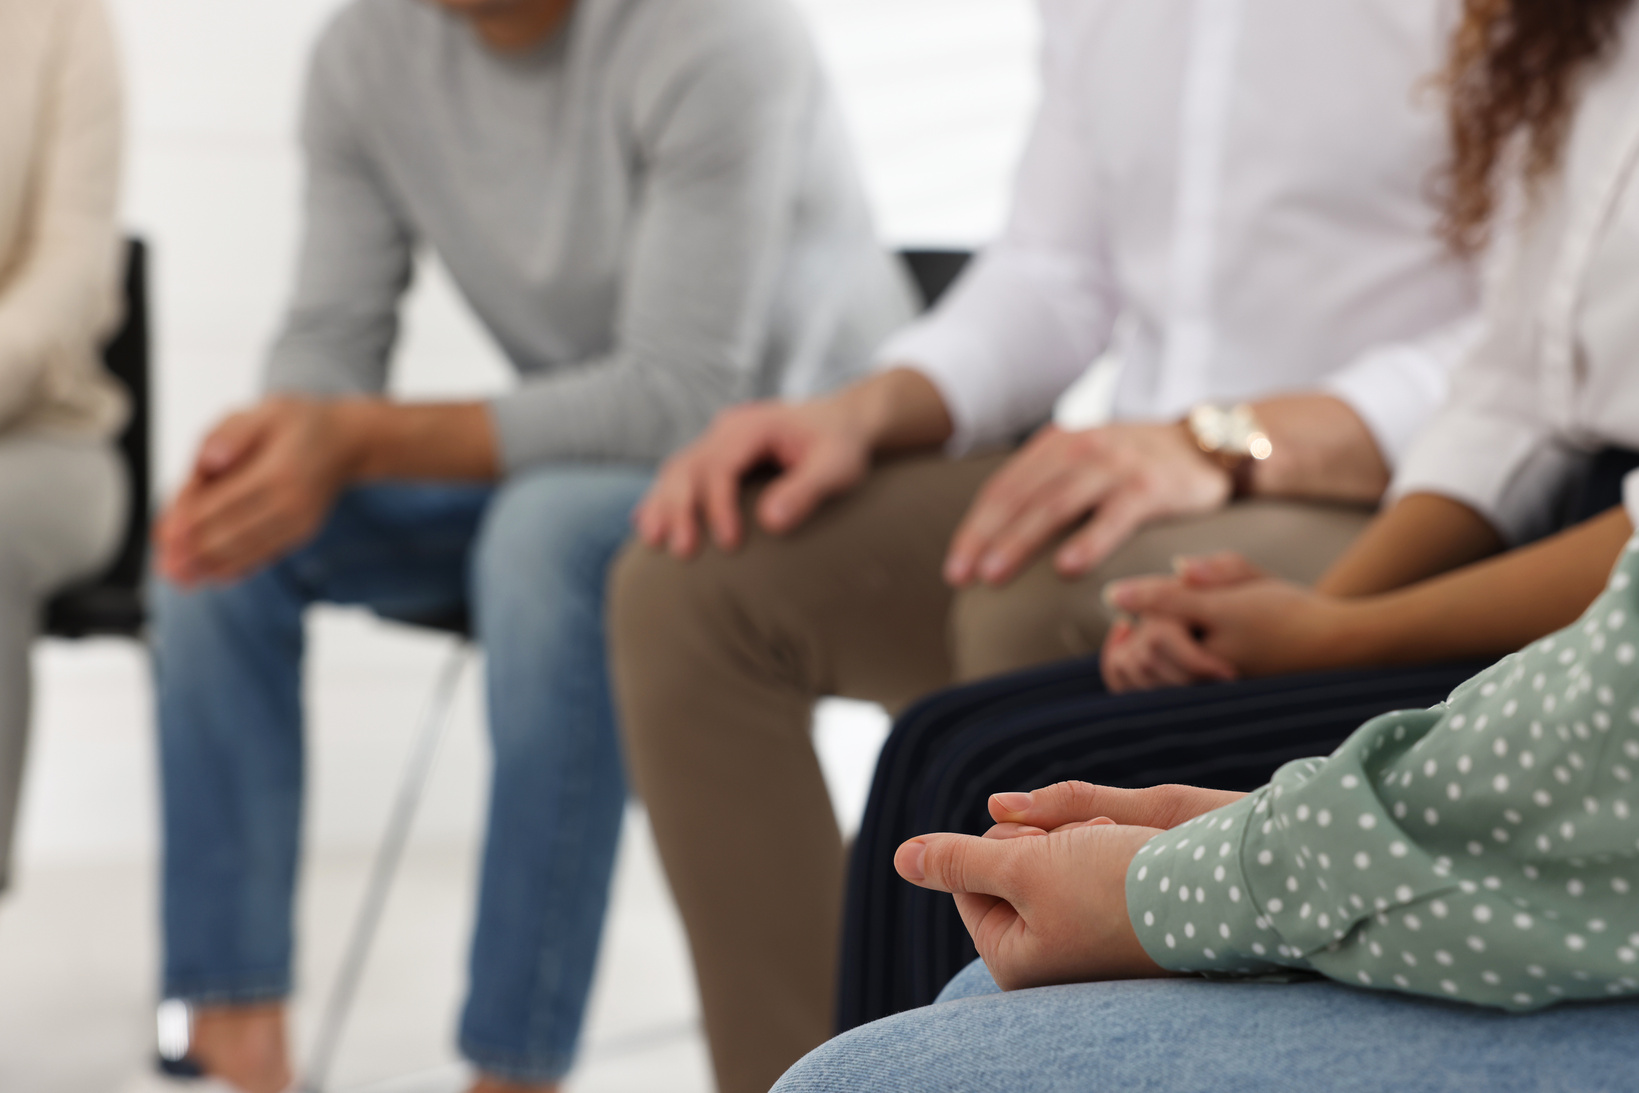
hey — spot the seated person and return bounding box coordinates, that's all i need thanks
[0,0,128,896]
[776,501,1639,1089]
[609,1,1482,1087]
[835,0,1639,1037]
[142,0,909,1091]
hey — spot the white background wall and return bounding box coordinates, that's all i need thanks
[4,2,1039,1089]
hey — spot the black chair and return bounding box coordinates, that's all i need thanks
[899,248,971,312]
[43,239,152,639]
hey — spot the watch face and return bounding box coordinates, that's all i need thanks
[1188,404,1232,452]
[1189,404,1270,461]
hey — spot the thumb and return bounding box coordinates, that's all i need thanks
[757,440,863,533]
[1102,575,1207,622]
[1174,551,1265,589]
[991,782,1168,830]
[896,832,1024,904]
[197,410,271,479]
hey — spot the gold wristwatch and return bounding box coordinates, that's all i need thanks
[1185,403,1272,497]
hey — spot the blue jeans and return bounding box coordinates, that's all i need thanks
[153,465,651,1083]
[775,960,1639,1092]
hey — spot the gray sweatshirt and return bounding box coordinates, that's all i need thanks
[264,0,915,471]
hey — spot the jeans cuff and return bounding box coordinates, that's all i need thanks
[459,1032,574,1086]
[162,973,291,1007]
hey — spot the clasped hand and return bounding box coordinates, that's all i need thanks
[157,396,359,585]
[894,781,1244,990]
[1099,552,1359,692]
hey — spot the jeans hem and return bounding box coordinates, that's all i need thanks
[459,1033,573,1086]
[162,978,291,1007]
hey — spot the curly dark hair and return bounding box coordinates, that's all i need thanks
[1441,0,1635,251]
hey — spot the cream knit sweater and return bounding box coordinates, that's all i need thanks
[0,0,126,440]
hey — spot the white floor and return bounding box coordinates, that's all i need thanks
[1,617,895,1093]
[0,3,1041,1089]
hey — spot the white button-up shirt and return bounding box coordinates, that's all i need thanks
[1394,6,1639,544]
[879,0,1479,462]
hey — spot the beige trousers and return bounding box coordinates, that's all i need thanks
[0,433,124,892]
[608,453,1372,1093]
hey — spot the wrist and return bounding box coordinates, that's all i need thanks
[846,366,954,454]
[324,398,389,484]
[1316,594,1400,669]
[1183,403,1272,499]
[1173,421,1237,499]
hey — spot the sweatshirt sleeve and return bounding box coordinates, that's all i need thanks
[1129,532,1639,1011]
[261,19,413,400]
[0,0,124,429]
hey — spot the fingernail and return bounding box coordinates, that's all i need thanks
[1101,582,1128,610]
[1171,554,1189,575]
[943,557,966,584]
[900,841,926,882]
[980,553,1006,581]
[992,792,1033,815]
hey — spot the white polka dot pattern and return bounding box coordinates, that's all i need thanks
[1126,533,1639,1012]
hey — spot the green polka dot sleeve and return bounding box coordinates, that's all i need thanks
[1127,533,1639,1011]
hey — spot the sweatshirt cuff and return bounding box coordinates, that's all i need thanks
[1126,795,1295,976]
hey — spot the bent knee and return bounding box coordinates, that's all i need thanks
[475,469,648,594]
[950,564,1111,682]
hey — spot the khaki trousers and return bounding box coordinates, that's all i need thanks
[607,453,1372,1093]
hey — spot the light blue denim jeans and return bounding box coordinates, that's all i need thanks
[774,960,1639,1092]
[153,465,651,1084]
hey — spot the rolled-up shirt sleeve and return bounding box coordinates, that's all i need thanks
[875,0,1121,456]
[1321,314,1480,472]
[1130,527,1639,1010]
[1386,214,1588,544]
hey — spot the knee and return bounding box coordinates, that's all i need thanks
[149,570,286,657]
[473,469,646,623]
[950,565,1111,682]
[606,540,704,678]
[935,960,1000,1003]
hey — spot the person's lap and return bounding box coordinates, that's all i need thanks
[0,432,125,891]
[153,463,652,1081]
[837,657,1490,1029]
[950,498,1374,680]
[782,959,1639,1093]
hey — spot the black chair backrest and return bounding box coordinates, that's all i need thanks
[43,239,151,638]
[898,249,972,312]
[103,238,152,591]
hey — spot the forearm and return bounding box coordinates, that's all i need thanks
[1338,505,1631,667]
[1318,493,1506,598]
[1244,394,1390,504]
[831,367,955,456]
[333,398,500,482]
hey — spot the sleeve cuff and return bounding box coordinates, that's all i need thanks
[1320,340,1456,471]
[873,320,995,457]
[1127,796,1295,976]
[1389,407,1580,545]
